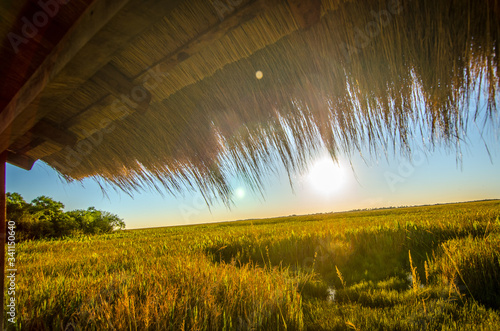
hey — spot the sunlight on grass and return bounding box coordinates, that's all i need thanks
[13,200,500,330]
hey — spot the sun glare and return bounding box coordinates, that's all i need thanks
[306,156,347,196]
[234,187,246,199]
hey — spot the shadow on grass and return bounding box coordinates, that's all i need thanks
[204,218,498,306]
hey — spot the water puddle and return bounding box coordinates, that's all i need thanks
[327,287,336,301]
[407,273,425,289]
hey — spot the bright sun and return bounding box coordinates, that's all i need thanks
[306,156,347,196]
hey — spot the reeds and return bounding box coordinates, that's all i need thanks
[45,0,500,203]
[15,200,500,329]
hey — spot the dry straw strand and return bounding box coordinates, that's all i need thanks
[42,0,500,204]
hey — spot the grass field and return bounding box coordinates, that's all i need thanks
[11,200,500,330]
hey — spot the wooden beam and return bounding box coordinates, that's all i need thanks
[59,0,273,141]
[135,0,271,80]
[287,0,321,29]
[63,94,116,129]
[0,0,132,152]
[69,0,272,136]
[6,151,36,171]
[30,119,78,147]
[5,119,78,163]
[93,64,151,113]
[9,136,44,157]
[0,151,6,331]
[1,0,276,162]
[0,0,185,154]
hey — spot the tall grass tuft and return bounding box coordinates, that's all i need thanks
[429,234,500,308]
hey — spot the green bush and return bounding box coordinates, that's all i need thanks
[6,193,125,240]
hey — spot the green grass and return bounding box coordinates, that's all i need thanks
[9,200,500,330]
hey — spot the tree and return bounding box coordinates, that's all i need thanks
[6,192,28,222]
[103,211,126,231]
[29,195,76,237]
[6,192,125,240]
[30,195,64,216]
[67,207,125,234]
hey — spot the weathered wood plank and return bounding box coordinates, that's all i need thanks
[6,150,36,170]
[0,0,185,154]
[0,0,279,163]
[93,64,151,113]
[63,94,117,129]
[0,0,94,112]
[30,119,78,147]
[0,0,131,151]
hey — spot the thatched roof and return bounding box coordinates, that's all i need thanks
[1,0,499,204]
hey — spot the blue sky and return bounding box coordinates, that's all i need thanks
[6,113,499,229]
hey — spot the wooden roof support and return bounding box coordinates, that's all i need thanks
[4,119,77,169]
[62,95,116,129]
[6,151,36,171]
[0,0,188,155]
[0,0,131,154]
[287,0,321,29]
[13,137,44,157]
[0,151,6,331]
[55,0,273,142]
[135,0,271,80]
[94,64,151,113]
[55,0,273,145]
[30,119,78,147]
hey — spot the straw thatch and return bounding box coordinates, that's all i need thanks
[16,0,500,203]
